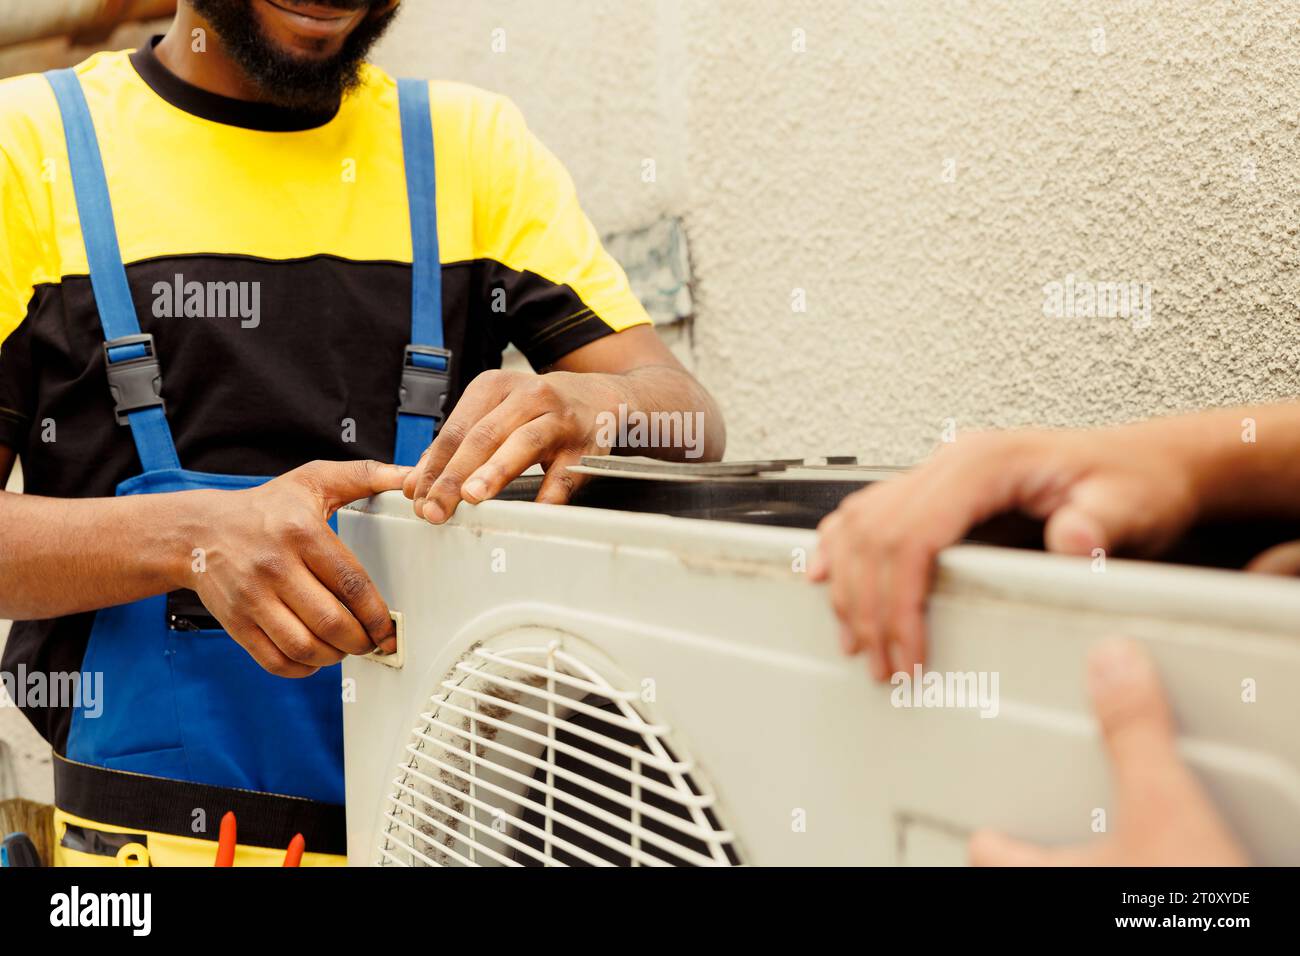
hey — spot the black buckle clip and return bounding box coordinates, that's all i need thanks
[399,344,452,422]
[103,333,165,426]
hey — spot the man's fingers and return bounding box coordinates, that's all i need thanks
[302,533,396,652]
[402,448,431,499]
[425,393,548,520]
[257,600,348,668]
[535,449,588,505]
[224,616,320,678]
[808,547,830,581]
[409,405,487,510]
[409,373,512,511]
[1086,638,1180,792]
[297,459,412,513]
[864,632,889,681]
[467,418,569,504]
[277,566,375,657]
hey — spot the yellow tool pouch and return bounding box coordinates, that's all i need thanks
[53,753,347,867]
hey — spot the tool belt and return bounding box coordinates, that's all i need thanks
[52,753,346,867]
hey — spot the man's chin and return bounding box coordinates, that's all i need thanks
[251,0,367,60]
[259,36,339,67]
[189,0,399,111]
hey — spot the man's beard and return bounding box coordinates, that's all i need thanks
[188,0,400,112]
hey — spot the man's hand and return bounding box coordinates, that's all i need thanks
[0,333,721,625]
[970,638,1247,866]
[810,424,1203,680]
[402,326,725,524]
[180,459,409,678]
[403,368,624,523]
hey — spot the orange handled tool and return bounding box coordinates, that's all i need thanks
[282,833,305,868]
[214,811,304,866]
[214,811,237,867]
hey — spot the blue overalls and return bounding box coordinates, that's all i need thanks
[43,69,448,859]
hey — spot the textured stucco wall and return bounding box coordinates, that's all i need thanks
[375,0,1300,462]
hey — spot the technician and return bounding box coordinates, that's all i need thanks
[0,0,724,865]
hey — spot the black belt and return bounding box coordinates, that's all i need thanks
[53,752,347,857]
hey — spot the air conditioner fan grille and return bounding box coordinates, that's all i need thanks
[377,641,740,867]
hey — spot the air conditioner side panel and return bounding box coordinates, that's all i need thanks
[340,494,1300,866]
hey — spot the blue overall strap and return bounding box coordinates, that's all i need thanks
[45,69,180,473]
[394,77,450,467]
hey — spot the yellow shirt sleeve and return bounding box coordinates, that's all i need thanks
[0,142,44,347]
[470,93,651,335]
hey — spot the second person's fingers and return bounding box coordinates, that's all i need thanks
[968,829,1092,867]
[833,543,889,678]
[1086,638,1179,789]
[1245,539,1300,576]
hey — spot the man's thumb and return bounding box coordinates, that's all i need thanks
[300,459,412,512]
[1086,638,1179,791]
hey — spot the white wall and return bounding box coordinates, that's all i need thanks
[375,0,1300,462]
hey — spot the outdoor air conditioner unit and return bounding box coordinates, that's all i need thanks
[339,465,1300,867]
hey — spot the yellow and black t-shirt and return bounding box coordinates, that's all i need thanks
[0,38,650,747]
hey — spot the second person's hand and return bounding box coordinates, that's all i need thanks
[970,638,1247,866]
[810,422,1205,680]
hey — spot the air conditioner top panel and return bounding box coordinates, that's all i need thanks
[344,490,1300,633]
[479,464,1300,571]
